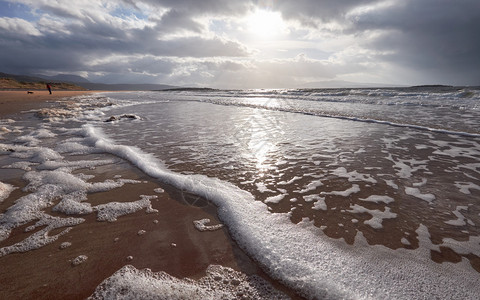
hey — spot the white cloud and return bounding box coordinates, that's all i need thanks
[0,17,42,36]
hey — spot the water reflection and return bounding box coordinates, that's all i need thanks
[100,95,480,271]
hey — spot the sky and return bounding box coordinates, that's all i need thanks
[0,0,479,88]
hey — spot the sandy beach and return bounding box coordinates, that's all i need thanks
[0,92,298,299]
[2,88,479,299]
[0,91,101,118]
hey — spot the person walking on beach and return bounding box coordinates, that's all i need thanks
[46,83,52,94]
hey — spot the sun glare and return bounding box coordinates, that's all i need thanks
[246,9,286,38]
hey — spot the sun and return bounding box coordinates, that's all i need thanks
[245,9,286,38]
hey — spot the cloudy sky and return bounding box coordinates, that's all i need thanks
[1,0,479,88]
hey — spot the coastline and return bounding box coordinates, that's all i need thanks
[0,91,101,118]
[0,91,299,299]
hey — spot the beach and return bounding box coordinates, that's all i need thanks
[0,91,98,117]
[0,91,296,299]
[1,88,479,299]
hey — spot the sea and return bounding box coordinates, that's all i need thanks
[1,86,480,299]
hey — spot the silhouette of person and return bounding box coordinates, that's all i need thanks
[46,83,52,94]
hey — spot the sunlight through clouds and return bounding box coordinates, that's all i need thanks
[0,0,479,87]
[245,9,287,39]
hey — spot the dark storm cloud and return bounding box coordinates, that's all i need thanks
[123,0,253,16]
[347,0,480,84]
[273,0,381,26]
[0,0,251,76]
[1,0,479,86]
[266,0,480,84]
[154,9,204,33]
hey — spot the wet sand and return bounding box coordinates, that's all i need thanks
[0,91,102,118]
[0,92,300,299]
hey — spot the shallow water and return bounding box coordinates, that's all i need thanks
[100,91,480,247]
[1,88,480,299]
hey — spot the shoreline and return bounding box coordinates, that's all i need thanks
[0,91,103,118]
[0,91,300,299]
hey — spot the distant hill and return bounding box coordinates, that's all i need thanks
[299,80,404,89]
[1,72,177,91]
[34,73,91,83]
[34,73,176,90]
[78,82,176,91]
[0,72,52,84]
[157,87,217,92]
[0,76,86,91]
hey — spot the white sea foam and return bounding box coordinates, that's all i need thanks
[347,204,397,229]
[5,144,63,163]
[386,155,428,179]
[81,124,480,299]
[310,196,327,211]
[277,176,302,185]
[321,184,360,197]
[0,181,16,203]
[405,187,435,203]
[154,187,165,193]
[0,224,76,257]
[53,191,93,215]
[95,196,158,222]
[359,195,394,204]
[441,235,480,257]
[444,206,470,226]
[89,264,289,300]
[0,140,159,256]
[384,179,399,189]
[256,182,275,193]
[60,242,72,249]
[3,161,37,171]
[332,167,377,183]
[455,181,480,194]
[264,194,285,204]
[72,255,88,266]
[193,218,224,232]
[297,179,323,193]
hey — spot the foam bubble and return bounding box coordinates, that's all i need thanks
[193,218,224,232]
[72,255,88,266]
[60,242,72,249]
[154,188,165,193]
